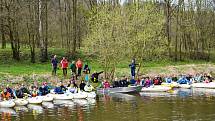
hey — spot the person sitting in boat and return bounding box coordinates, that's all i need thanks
[144,77,151,87]
[172,75,178,82]
[130,78,136,86]
[39,82,50,96]
[153,76,162,85]
[68,83,78,93]
[203,73,213,83]
[84,82,94,92]
[136,77,141,85]
[6,85,15,98]
[113,78,119,88]
[91,71,104,83]
[60,81,67,92]
[54,83,64,94]
[1,89,11,100]
[20,84,31,95]
[103,80,110,88]
[177,75,190,84]
[140,76,145,86]
[79,81,86,91]
[165,77,172,83]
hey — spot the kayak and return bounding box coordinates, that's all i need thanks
[0,100,15,108]
[141,85,172,92]
[191,82,215,89]
[27,97,43,104]
[38,95,54,102]
[139,92,177,97]
[14,99,28,106]
[72,92,88,99]
[53,100,74,106]
[97,86,140,93]
[52,93,73,100]
[192,88,215,96]
[178,84,191,89]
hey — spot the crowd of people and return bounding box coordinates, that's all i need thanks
[1,57,214,100]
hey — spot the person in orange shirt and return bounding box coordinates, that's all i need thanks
[60,57,69,77]
[1,89,11,100]
[76,58,83,76]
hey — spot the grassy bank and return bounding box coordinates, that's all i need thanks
[1,47,215,82]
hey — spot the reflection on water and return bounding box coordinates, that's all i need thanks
[0,89,215,121]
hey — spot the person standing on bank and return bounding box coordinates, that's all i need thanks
[51,55,58,76]
[129,58,139,79]
[60,57,69,77]
[76,58,83,76]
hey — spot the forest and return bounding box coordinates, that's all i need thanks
[1,0,215,78]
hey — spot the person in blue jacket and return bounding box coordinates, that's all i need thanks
[177,75,190,84]
[54,83,64,94]
[165,77,172,83]
[129,59,139,79]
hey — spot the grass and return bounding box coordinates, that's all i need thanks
[0,47,215,80]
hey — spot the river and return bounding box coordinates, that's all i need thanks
[1,88,215,121]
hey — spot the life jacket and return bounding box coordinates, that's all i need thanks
[32,91,37,97]
[154,79,160,85]
[1,92,11,100]
[103,82,110,88]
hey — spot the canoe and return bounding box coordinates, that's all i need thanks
[27,97,43,104]
[178,84,191,89]
[38,95,54,102]
[52,93,73,100]
[72,92,88,99]
[0,100,15,108]
[97,86,140,93]
[141,85,172,92]
[191,82,215,89]
[14,99,28,106]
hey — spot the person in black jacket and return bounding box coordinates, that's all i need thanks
[79,81,86,91]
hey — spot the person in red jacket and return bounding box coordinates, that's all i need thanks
[103,80,110,88]
[60,57,69,77]
[76,58,83,76]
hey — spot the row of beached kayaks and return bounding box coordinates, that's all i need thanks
[141,82,215,92]
[0,91,96,108]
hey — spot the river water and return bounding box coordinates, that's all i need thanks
[1,88,215,121]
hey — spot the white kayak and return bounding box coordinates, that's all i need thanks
[178,84,191,89]
[14,99,28,106]
[141,85,172,92]
[53,100,74,105]
[0,100,15,108]
[38,95,54,102]
[72,92,88,99]
[27,97,43,104]
[192,82,215,89]
[52,93,73,100]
